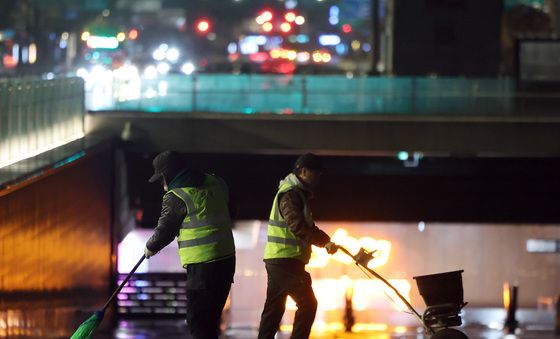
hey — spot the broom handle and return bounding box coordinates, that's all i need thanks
[102,254,146,311]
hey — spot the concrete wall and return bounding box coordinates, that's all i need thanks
[0,147,114,337]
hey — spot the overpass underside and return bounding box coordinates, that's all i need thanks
[87,111,560,157]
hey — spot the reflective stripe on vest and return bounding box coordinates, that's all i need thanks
[264,177,313,263]
[179,229,233,248]
[169,174,235,266]
[267,235,305,247]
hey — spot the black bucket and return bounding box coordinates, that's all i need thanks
[413,270,464,307]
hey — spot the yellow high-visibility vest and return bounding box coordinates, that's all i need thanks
[168,175,235,266]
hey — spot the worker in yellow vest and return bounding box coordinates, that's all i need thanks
[258,153,338,339]
[144,150,235,339]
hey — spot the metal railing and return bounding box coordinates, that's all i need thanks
[87,74,519,115]
[0,77,85,168]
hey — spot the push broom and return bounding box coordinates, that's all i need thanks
[70,254,146,339]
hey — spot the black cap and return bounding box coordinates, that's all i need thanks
[293,153,325,172]
[148,150,181,183]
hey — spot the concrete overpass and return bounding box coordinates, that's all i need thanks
[86,111,560,158]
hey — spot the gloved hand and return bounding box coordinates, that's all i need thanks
[144,246,156,259]
[325,241,339,255]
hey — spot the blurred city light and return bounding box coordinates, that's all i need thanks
[397,151,409,161]
[285,12,296,22]
[351,40,361,51]
[86,36,119,49]
[295,16,305,25]
[280,22,292,33]
[329,6,340,25]
[260,10,273,22]
[156,62,171,75]
[227,42,237,54]
[319,34,341,46]
[76,67,88,79]
[256,16,266,25]
[285,0,297,9]
[181,62,196,75]
[81,31,90,41]
[262,22,273,32]
[143,65,158,79]
[296,51,310,62]
[116,32,126,42]
[12,44,19,63]
[28,43,37,64]
[196,19,211,33]
[166,48,180,62]
[128,28,139,40]
[342,24,352,33]
[153,48,166,61]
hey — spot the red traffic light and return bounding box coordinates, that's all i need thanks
[342,24,352,33]
[196,19,211,33]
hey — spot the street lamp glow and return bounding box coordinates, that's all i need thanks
[295,16,305,25]
[117,32,126,42]
[262,22,273,32]
[181,62,195,75]
[285,12,296,22]
[144,65,158,79]
[156,62,171,75]
[256,16,266,25]
[153,48,166,61]
[280,22,292,33]
[28,43,37,64]
[81,31,90,41]
[166,48,180,62]
[261,11,273,21]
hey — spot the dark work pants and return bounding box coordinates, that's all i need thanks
[258,260,318,339]
[185,256,235,339]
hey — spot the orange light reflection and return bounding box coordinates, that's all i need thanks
[308,228,391,269]
[286,277,411,311]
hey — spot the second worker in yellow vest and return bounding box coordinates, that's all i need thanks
[258,153,338,339]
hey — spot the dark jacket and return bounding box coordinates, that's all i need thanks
[264,174,330,265]
[278,187,331,248]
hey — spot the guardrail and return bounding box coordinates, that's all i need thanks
[0,77,85,168]
[85,73,517,115]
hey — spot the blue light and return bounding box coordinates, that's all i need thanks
[329,6,339,25]
[137,294,150,300]
[362,43,372,52]
[335,43,347,55]
[134,280,151,287]
[54,151,85,168]
[329,6,339,16]
[296,34,309,43]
